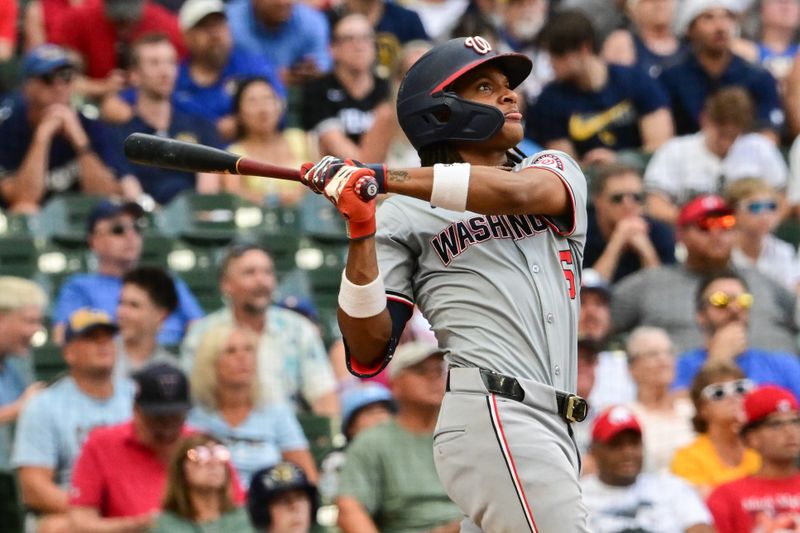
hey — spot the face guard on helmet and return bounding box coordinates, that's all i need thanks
[397,36,533,152]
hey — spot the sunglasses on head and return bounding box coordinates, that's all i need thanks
[745,200,778,214]
[186,444,230,464]
[609,191,644,204]
[695,214,736,231]
[706,290,753,310]
[701,379,754,401]
[40,68,75,85]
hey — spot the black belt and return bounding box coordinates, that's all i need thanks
[446,368,588,423]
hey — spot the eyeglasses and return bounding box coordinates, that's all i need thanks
[186,444,230,464]
[40,68,75,85]
[706,291,754,310]
[760,416,800,430]
[745,200,778,214]
[608,191,644,204]
[701,379,754,401]
[108,222,142,236]
[696,214,736,231]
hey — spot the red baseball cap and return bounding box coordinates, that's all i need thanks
[677,194,734,227]
[744,385,799,427]
[592,406,642,443]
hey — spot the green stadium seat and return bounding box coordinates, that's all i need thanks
[139,233,176,269]
[0,235,39,278]
[32,343,67,383]
[297,414,339,469]
[775,218,800,251]
[0,470,24,533]
[160,192,262,246]
[178,267,223,314]
[299,194,348,243]
[0,211,37,236]
[38,194,105,245]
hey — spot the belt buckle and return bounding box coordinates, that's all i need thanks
[565,395,587,423]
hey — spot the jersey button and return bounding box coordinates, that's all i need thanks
[546,313,554,323]
[554,365,560,375]
[532,264,540,273]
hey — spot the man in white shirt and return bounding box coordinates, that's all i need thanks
[581,405,714,533]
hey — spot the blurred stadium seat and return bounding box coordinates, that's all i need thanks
[0,470,24,533]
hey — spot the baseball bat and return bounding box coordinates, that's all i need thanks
[123,133,379,201]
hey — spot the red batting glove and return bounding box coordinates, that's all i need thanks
[323,165,377,239]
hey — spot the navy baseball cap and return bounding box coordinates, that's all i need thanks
[64,308,119,343]
[133,364,192,415]
[86,200,144,234]
[22,45,75,79]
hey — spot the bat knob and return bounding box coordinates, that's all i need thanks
[356,176,379,202]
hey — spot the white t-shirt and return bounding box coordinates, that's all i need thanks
[405,0,469,42]
[589,350,637,412]
[644,132,788,204]
[731,234,800,292]
[628,398,696,475]
[582,472,712,533]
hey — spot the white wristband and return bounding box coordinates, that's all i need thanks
[431,163,470,211]
[338,271,387,318]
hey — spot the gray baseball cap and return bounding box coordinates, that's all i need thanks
[388,342,442,379]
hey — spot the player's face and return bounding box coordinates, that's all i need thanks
[221,250,276,315]
[698,278,750,331]
[63,328,117,377]
[734,192,779,238]
[746,411,800,462]
[0,306,43,354]
[578,291,611,341]
[185,13,232,68]
[215,328,258,389]
[687,8,735,54]
[594,172,644,226]
[268,490,312,533]
[450,64,524,149]
[132,41,178,100]
[594,430,643,486]
[117,283,166,341]
[626,332,675,389]
[89,214,144,267]
[238,80,283,137]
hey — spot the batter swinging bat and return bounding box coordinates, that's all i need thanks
[123,133,379,201]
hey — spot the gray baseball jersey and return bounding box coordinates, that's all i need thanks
[375,150,587,393]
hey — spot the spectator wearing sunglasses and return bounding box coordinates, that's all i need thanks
[707,385,800,533]
[644,88,788,225]
[0,45,124,213]
[151,434,253,532]
[673,270,800,400]
[671,361,761,499]
[612,194,799,354]
[584,163,675,283]
[725,178,800,293]
[51,199,204,346]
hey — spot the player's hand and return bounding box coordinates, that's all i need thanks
[322,164,378,240]
[300,156,342,194]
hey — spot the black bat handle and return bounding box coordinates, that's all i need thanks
[123,133,239,173]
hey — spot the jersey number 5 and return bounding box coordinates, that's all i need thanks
[559,250,576,299]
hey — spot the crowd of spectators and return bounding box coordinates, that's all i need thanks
[4,0,800,531]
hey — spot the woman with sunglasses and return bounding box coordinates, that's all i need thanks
[670,361,761,499]
[152,433,254,532]
[188,322,317,488]
[725,177,800,293]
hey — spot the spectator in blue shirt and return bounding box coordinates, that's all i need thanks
[673,270,800,400]
[52,199,204,346]
[112,33,222,205]
[226,0,331,86]
[660,0,784,140]
[0,45,123,213]
[528,10,674,165]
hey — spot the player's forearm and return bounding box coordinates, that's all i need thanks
[386,166,568,216]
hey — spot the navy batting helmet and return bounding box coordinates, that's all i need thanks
[397,36,532,152]
[247,462,319,530]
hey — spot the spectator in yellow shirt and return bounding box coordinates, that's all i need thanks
[671,361,761,499]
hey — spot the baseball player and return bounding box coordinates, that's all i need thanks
[299,36,590,533]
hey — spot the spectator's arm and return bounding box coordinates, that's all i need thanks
[0,382,45,424]
[22,0,45,51]
[685,525,714,533]
[282,449,319,484]
[17,466,68,513]
[76,150,121,196]
[601,30,635,66]
[0,118,60,211]
[318,128,363,160]
[69,507,155,533]
[645,191,678,225]
[359,102,398,163]
[310,390,339,418]
[639,108,673,152]
[98,94,134,125]
[336,496,381,533]
[73,72,127,102]
[195,172,220,194]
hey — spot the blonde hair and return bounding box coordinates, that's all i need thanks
[0,277,47,312]
[161,433,236,520]
[724,177,776,207]
[190,322,263,409]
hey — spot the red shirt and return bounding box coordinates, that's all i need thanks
[69,421,244,518]
[51,1,186,79]
[0,0,17,46]
[42,0,101,43]
[707,474,800,533]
